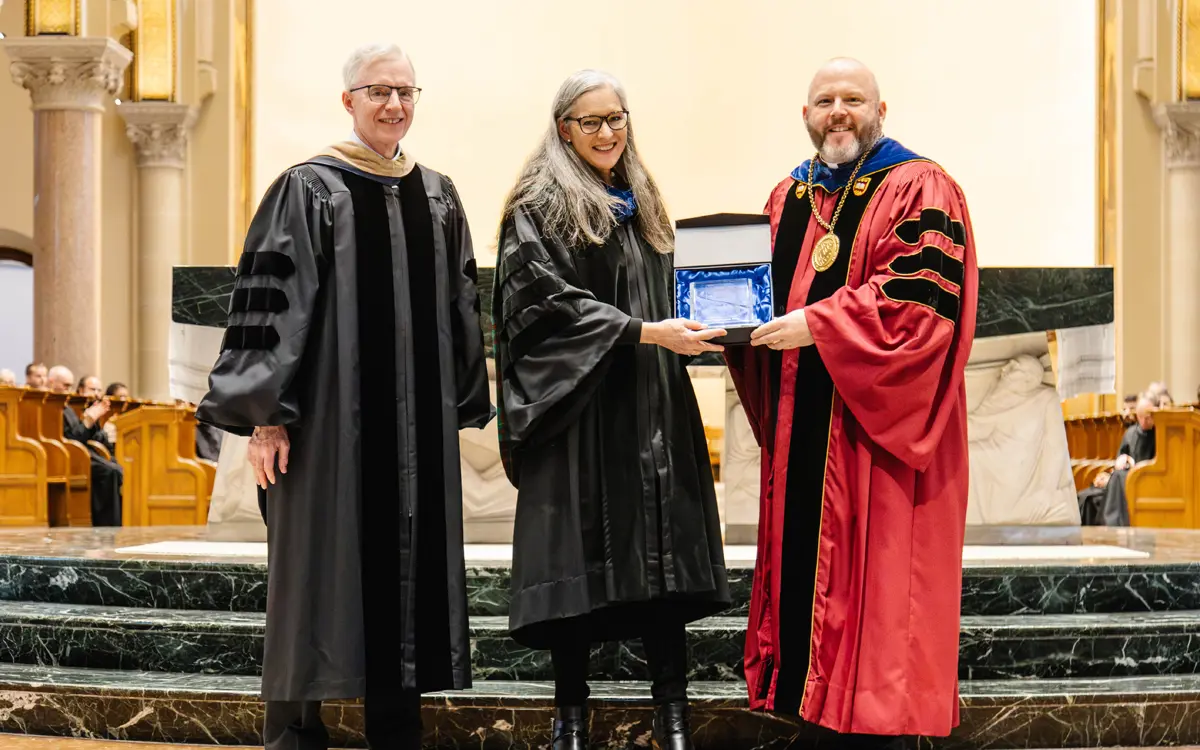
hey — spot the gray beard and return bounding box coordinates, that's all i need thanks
[811,119,884,166]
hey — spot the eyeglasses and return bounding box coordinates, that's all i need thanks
[562,110,629,135]
[349,84,422,105]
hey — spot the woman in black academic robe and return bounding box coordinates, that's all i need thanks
[493,70,730,750]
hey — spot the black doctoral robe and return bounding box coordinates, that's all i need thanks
[63,406,123,527]
[196,143,492,701]
[494,204,730,649]
[1103,423,1157,527]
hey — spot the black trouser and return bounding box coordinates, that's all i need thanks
[264,689,422,750]
[551,618,689,706]
[88,453,123,526]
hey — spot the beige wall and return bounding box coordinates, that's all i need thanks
[251,0,1098,268]
[0,2,34,246]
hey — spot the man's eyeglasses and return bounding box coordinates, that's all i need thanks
[562,110,629,135]
[350,84,422,105]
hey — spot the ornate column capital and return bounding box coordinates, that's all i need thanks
[118,102,195,169]
[2,37,132,113]
[1155,102,1200,169]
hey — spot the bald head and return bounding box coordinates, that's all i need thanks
[808,57,880,104]
[803,57,886,165]
[47,366,74,394]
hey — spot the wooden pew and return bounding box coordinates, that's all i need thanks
[1126,408,1200,528]
[115,405,211,526]
[0,387,50,526]
[40,392,92,526]
[17,389,74,526]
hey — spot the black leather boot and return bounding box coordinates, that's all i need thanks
[552,705,589,750]
[653,701,693,750]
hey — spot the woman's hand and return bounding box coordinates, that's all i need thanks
[642,319,726,355]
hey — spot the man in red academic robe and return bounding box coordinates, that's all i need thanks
[725,57,978,742]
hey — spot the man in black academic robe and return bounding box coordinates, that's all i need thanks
[1103,394,1157,526]
[196,45,492,750]
[47,366,123,526]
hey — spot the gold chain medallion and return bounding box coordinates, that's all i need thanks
[811,234,840,272]
[806,148,871,272]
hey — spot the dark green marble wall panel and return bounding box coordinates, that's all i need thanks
[174,266,1114,351]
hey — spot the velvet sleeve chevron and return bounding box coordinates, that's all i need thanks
[440,176,494,430]
[492,207,638,485]
[804,166,978,471]
[195,166,331,436]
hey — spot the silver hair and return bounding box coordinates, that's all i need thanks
[342,42,414,90]
[501,69,673,254]
[47,365,73,385]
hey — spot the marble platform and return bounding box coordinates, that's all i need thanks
[0,525,1196,747]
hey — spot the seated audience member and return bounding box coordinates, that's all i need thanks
[1077,471,1111,526]
[25,363,47,389]
[0,369,15,387]
[1102,394,1157,526]
[47,366,124,526]
[101,382,129,444]
[1119,393,1138,427]
[76,375,103,398]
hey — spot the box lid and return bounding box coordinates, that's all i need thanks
[674,213,772,268]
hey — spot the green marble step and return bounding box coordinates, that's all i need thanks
[8,552,1200,620]
[0,662,1195,748]
[3,602,1200,684]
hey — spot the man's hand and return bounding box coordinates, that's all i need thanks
[642,318,726,355]
[249,426,290,489]
[82,399,111,428]
[750,309,814,350]
[1114,454,1134,471]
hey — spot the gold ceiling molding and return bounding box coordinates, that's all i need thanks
[1184,0,1200,99]
[25,0,82,36]
[130,0,177,101]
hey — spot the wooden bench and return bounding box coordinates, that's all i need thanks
[0,387,50,526]
[115,406,212,526]
[1126,408,1200,528]
[1065,413,1127,491]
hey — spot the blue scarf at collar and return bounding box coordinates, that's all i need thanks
[607,185,637,224]
[790,137,925,191]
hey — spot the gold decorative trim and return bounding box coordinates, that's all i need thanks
[234,0,255,254]
[1185,0,1200,99]
[130,0,177,101]
[1097,0,1115,264]
[25,0,82,36]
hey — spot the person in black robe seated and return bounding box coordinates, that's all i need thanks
[493,70,730,750]
[1102,393,1157,526]
[47,366,123,526]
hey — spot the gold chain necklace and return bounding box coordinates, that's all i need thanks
[806,148,871,272]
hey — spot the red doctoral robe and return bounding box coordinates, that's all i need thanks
[725,137,978,737]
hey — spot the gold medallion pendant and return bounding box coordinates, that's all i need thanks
[812,233,840,272]
[803,146,871,274]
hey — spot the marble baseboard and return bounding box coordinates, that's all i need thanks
[2,663,1200,748]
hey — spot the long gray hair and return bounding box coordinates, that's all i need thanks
[501,70,674,254]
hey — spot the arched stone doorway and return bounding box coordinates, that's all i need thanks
[0,231,37,380]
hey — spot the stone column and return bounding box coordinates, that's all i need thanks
[118,102,195,400]
[3,38,132,377]
[1156,103,1200,400]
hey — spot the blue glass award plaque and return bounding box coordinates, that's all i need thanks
[674,214,773,345]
